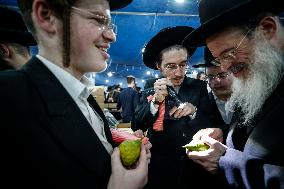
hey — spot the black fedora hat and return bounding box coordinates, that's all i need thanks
[192,47,216,68]
[143,26,197,70]
[183,0,284,47]
[109,0,133,10]
[0,6,36,46]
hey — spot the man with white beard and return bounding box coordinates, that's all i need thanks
[182,0,284,188]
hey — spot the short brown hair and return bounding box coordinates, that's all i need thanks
[17,0,77,67]
[126,75,135,84]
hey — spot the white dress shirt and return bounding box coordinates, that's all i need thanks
[36,55,113,154]
[213,93,233,124]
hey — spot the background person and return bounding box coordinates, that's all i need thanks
[183,0,284,188]
[117,75,139,123]
[0,6,36,71]
[194,47,235,139]
[196,71,206,81]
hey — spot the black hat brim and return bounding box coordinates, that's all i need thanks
[183,0,284,47]
[143,26,197,70]
[192,64,206,68]
[109,0,133,10]
[0,29,37,46]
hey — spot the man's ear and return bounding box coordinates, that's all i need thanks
[156,62,161,70]
[33,0,56,33]
[258,16,278,40]
[0,44,10,58]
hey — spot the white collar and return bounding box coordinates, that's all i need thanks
[36,55,94,101]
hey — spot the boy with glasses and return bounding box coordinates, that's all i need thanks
[183,0,284,188]
[0,0,150,188]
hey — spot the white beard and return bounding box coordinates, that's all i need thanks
[226,32,284,125]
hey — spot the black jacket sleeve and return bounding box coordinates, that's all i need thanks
[131,88,158,132]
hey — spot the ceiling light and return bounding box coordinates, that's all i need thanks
[107,72,113,77]
[175,0,185,3]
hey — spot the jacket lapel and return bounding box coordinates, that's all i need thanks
[87,95,114,145]
[21,57,111,178]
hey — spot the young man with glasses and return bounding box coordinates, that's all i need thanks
[194,47,235,140]
[0,0,151,189]
[183,0,284,188]
[132,26,227,189]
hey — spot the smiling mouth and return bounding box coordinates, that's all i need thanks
[98,47,108,52]
[229,63,248,74]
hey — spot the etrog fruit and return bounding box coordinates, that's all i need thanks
[119,139,141,167]
[182,140,209,151]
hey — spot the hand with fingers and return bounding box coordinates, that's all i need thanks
[133,129,152,164]
[186,135,227,174]
[169,102,197,119]
[153,78,172,103]
[192,128,224,143]
[108,144,149,189]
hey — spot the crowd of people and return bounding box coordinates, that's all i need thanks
[1,0,284,188]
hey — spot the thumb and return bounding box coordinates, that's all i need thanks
[200,135,219,147]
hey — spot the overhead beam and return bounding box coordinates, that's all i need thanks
[111,11,198,17]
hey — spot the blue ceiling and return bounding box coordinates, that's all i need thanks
[0,0,205,88]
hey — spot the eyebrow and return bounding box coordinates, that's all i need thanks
[164,60,187,65]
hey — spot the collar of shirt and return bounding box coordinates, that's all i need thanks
[36,55,94,101]
[174,86,181,93]
[213,92,227,105]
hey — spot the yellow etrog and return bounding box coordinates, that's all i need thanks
[119,139,141,167]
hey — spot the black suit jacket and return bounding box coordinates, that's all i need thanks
[117,87,139,122]
[0,57,113,188]
[132,77,228,189]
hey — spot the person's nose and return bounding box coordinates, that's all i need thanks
[103,30,116,43]
[174,67,183,76]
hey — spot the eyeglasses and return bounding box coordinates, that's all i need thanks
[205,72,229,82]
[71,6,117,35]
[211,30,251,66]
[164,63,189,73]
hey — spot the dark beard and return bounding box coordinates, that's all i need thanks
[226,32,284,124]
